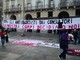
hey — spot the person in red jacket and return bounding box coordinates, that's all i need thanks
[0,28,7,47]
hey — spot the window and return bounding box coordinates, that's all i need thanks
[49,0,54,7]
[18,4,21,8]
[27,3,32,9]
[60,0,66,3]
[11,0,15,1]
[36,0,41,2]
[36,0,43,8]
[12,5,14,8]
[37,2,42,8]
[37,12,40,18]
[27,0,31,9]
[76,9,80,16]
[74,0,80,4]
[6,0,9,2]
[50,0,53,1]
[48,11,53,17]
[16,0,20,5]
[27,0,31,3]
[58,11,69,18]
[6,2,9,8]
[75,0,80,2]
[17,4,21,10]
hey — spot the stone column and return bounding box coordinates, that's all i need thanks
[21,0,25,20]
[3,0,6,20]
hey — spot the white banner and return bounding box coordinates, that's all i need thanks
[2,18,80,30]
[12,39,60,48]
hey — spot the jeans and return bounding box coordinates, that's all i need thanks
[1,38,6,47]
[74,38,77,44]
[59,48,67,59]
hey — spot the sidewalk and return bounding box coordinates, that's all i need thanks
[0,32,80,60]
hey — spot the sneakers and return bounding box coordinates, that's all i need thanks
[58,56,61,60]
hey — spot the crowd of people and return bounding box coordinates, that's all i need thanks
[68,29,80,44]
[0,24,80,60]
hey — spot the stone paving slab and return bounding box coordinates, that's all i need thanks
[2,53,20,60]
[0,32,80,60]
[0,43,80,60]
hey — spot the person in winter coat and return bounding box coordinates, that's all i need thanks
[0,28,7,47]
[4,29,9,43]
[78,30,80,44]
[72,29,78,44]
[58,30,68,60]
[68,33,74,43]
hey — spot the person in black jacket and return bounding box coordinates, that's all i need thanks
[72,29,78,44]
[58,30,68,60]
[58,20,63,34]
[78,30,80,44]
[4,29,9,43]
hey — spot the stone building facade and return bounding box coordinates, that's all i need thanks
[3,0,80,33]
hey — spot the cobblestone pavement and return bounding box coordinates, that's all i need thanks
[0,32,80,60]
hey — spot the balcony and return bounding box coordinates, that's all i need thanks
[4,7,21,13]
[59,0,80,9]
[74,1,80,7]
[59,2,75,9]
[24,4,55,12]
[4,8,12,13]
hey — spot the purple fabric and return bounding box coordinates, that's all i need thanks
[60,33,68,41]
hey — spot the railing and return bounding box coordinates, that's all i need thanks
[74,1,80,6]
[4,7,21,12]
[24,4,55,11]
[4,8,10,12]
[59,1,80,8]
[10,7,21,12]
[59,2,75,8]
[4,4,55,12]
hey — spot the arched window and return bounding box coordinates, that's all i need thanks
[10,15,16,20]
[25,14,32,20]
[9,15,17,32]
[58,11,69,19]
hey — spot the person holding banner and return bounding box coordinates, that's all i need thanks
[58,20,63,43]
[58,20,63,34]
